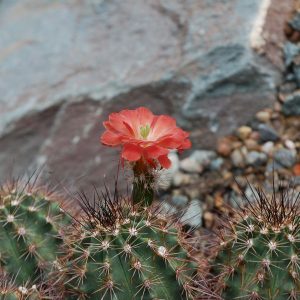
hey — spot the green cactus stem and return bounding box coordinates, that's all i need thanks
[0,179,72,288]
[0,272,50,300]
[59,188,203,300]
[212,182,300,300]
[132,160,155,206]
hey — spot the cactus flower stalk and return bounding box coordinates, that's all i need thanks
[100,107,191,205]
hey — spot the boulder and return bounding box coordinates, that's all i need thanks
[0,0,294,189]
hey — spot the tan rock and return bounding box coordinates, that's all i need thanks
[237,126,252,140]
[204,212,214,229]
[255,110,271,122]
[214,193,224,209]
[244,139,259,151]
[231,149,245,168]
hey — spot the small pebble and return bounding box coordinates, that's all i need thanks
[209,157,224,171]
[172,172,192,187]
[293,164,300,176]
[203,211,214,229]
[171,194,189,207]
[246,151,268,167]
[261,141,275,154]
[161,202,177,215]
[240,146,248,157]
[266,160,285,173]
[204,195,215,210]
[258,124,279,142]
[249,131,260,141]
[232,141,243,149]
[217,138,232,157]
[222,171,233,180]
[181,200,202,228]
[244,185,260,202]
[214,193,223,209]
[256,110,271,123]
[274,148,296,168]
[186,188,200,199]
[237,126,252,140]
[231,149,245,168]
[274,102,282,112]
[284,139,296,150]
[189,150,217,168]
[244,139,259,151]
[180,157,203,173]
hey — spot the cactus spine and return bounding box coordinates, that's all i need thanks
[0,179,71,290]
[0,272,49,300]
[213,183,300,300]
[59,189,201,300]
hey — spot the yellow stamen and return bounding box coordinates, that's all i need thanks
[140,124,150,139]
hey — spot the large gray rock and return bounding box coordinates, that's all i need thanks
[0,0,293,189]
[282,91,300,116]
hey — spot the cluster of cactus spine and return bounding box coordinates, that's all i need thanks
[0,278,42,300]
[3,174,300,300]
[0,177,72,297]
[57,187,202,300]
[0,272,59,300]
[212,183,300,300]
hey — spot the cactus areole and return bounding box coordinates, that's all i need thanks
[100,107,191,206]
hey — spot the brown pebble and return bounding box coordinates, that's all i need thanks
[204,211,214,229]
[284,22,293,37]
[214,193,224,209]
[217,138,232,157]
[186,188,200,199]
[222,171,233,181]
[293,164,300,176]
[244,139,259,151]
[274,102,282,112]
[205,195,215,210]
[232,141,243,149]
[249,131,260,141]
[290,31,300,43]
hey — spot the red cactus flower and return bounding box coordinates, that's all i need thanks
[101,107,191,169]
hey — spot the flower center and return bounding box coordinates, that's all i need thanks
[140,124,151,139]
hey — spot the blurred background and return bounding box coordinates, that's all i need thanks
[1,0,300,227]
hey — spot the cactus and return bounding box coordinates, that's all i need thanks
[58,187,203,300]
[212,182,300,300]
[0,283,44,300]
[0,178,72,289]
[0,271,62,300]
[0,272,40,300]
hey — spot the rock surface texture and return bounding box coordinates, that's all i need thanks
[0,0,294,189]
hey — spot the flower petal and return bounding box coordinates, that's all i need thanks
[180,138,192,150]
[157,136,183,148]
[144,145,169,159]
[122,143,142,161]
[158,155,171,169]
[136,107,154,126]
[149,115,177,139]
[108,113,136,137]
[101,131,121,146]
